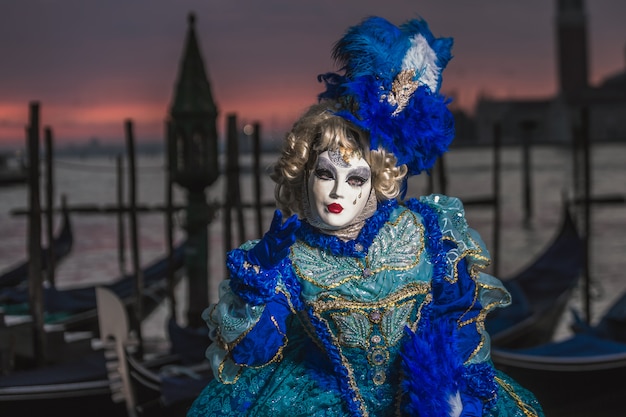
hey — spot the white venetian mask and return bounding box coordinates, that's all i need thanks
[306,150,372,230]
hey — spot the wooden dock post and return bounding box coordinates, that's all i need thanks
[224,114,245,253]
[252,122,263,238]
[521,120,536,228]
[426,156,446,196]
[580,107,592,325]
[116,155,127,276]
[436,154,448,195]
[44,126,56,287]
[26,101,46,365]
[125,119,144,352]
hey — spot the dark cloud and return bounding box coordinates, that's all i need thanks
[1,0,625,143]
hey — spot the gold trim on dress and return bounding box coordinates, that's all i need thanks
[311,282,430,314]
[307,308,370,417]
[495,376,540,417]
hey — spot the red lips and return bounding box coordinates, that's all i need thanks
[327,203,343,214]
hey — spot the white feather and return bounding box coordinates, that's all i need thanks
[448,390,463,417]
[401,33,441,93]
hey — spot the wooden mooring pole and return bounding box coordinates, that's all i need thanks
[580,107,592,325]
[125,119,144,352]
[437,154,447,196]
[252,122,264,238]
[224,114,246,254]
[521,120,536,228]
[26,101,46,365]
[116,155,127,276]
[426,155,447,196]
[44,126,56,288]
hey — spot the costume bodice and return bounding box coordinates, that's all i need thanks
[292,207,429,302]
[291,207,431,394]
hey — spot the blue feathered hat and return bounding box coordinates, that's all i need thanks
[318,16,455,176]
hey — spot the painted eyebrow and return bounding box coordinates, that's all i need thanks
[348,166,371,180]
[315,157,337,174]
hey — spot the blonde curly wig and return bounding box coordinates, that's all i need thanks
[271,101,408,217]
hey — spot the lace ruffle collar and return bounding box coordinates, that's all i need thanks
[296,199,398,258]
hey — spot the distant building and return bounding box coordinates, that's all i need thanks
[474,0,626,145]
[451,109,478,144]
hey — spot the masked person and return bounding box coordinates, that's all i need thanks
[187,16,544,417]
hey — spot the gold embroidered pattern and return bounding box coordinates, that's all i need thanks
[381,300,415,346]
[311,284,429,391]
[495,376,540,417]
[331,312,372,350]
[291,209,424,290]
[217,358,244,385]
[318,286,426,351]
[410,293,432,332]
[442,234,490,284]
[310,309,370,417]
[312,282,429,315]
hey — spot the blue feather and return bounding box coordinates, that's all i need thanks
[333,16,408,78]
[400,321,462,417]
[317,16,455,175]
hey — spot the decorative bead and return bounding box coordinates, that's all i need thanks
[373,370,386,385]
[368,348,389,366]
[369,310,382,323]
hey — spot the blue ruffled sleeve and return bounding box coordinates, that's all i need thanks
[419,194,511,364]
[203,240,300,384]
[401,195,512,416]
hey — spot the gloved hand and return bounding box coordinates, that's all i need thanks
[247,210,300,269]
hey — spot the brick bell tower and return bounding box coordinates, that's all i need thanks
[555,0,589,100]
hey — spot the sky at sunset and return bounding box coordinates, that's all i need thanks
[1,0,626,148]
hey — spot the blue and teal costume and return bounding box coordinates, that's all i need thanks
[187,195,544,417]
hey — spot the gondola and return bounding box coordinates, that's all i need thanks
[572,290,626,343]
[0,242,185,365]
[0,348,126,416]
[0,153,28,187]
[488,198,626,414]
[0,242,185,333]
[491,300,626,416]
[124,327,212,417]
[0,208,73,289]
[95,287,212,417]
[485,204,584,349]
[0,245,187,416]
